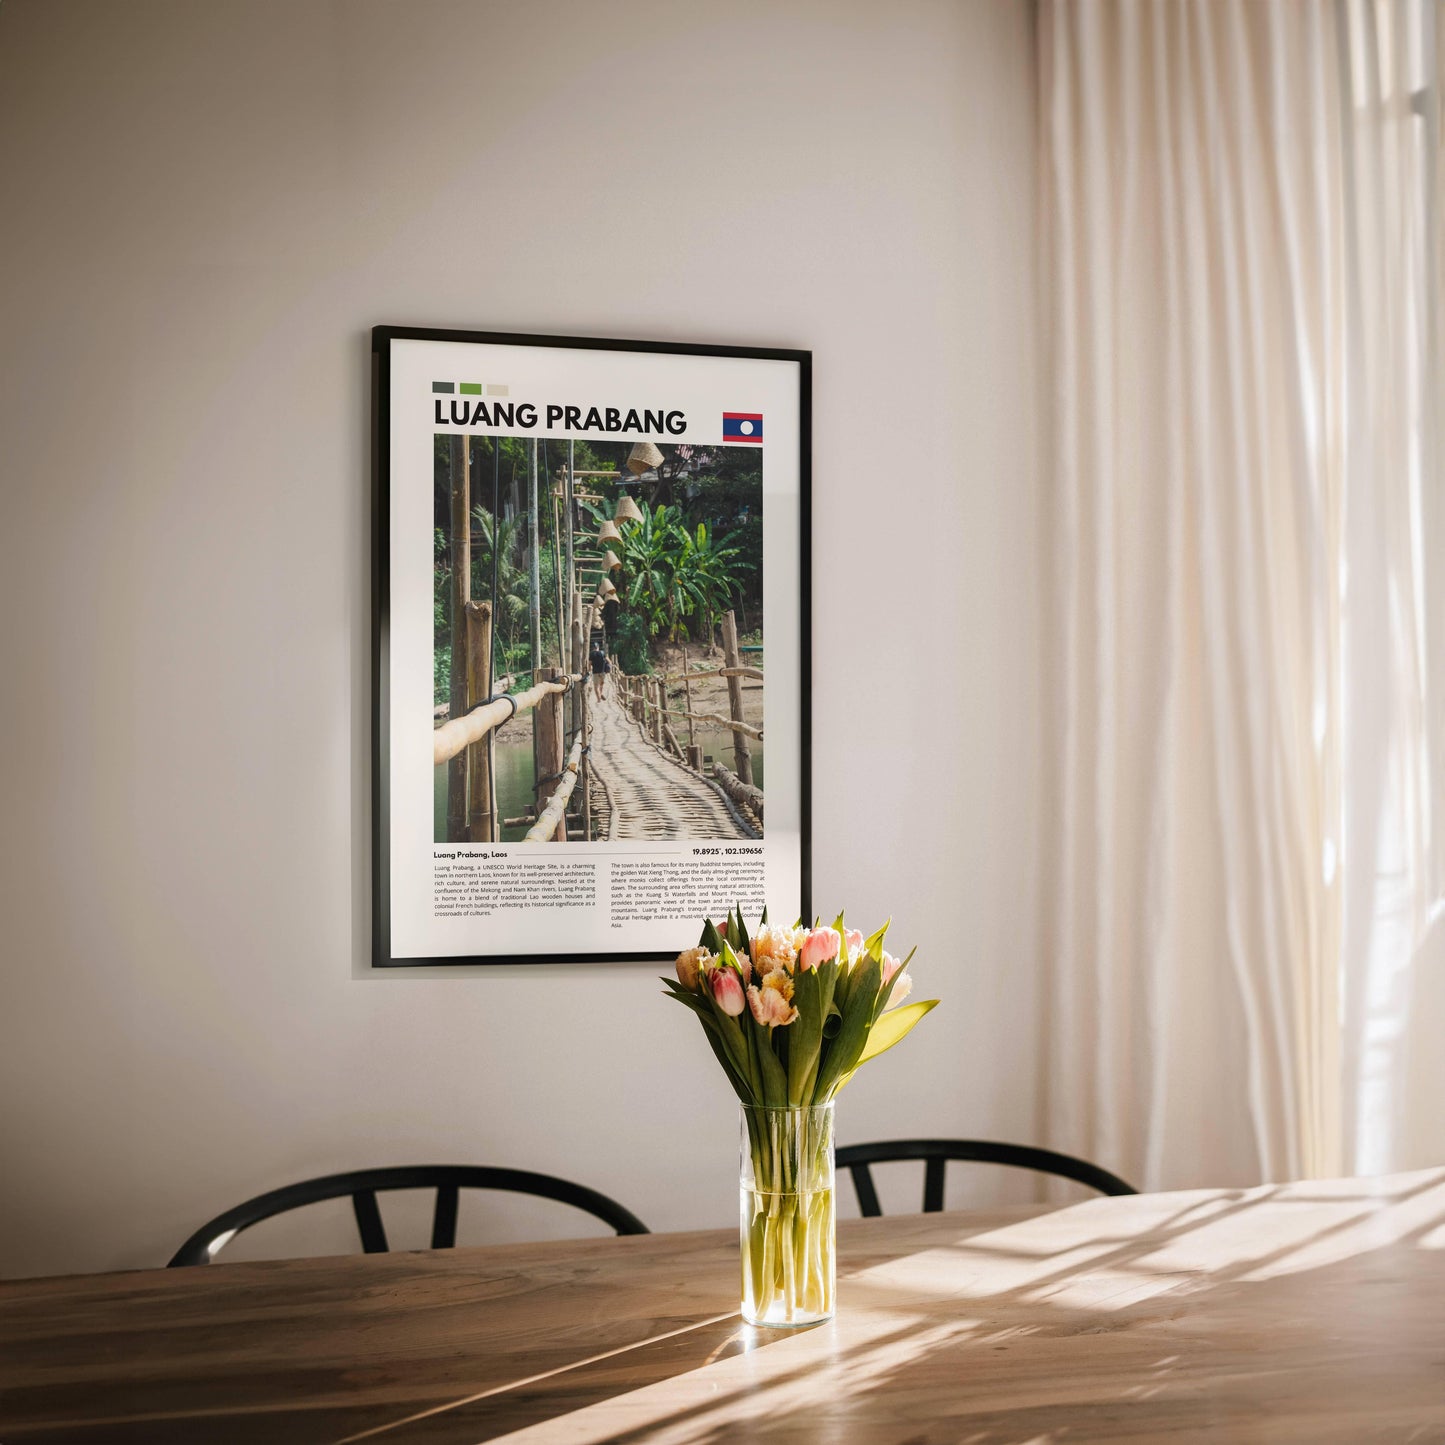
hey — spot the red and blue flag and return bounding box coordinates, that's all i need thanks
[722,412,763,443]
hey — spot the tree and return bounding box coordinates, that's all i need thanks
[589,499,754,647]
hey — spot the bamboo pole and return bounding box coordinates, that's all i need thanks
[551,489,566,676]
[432,676,574,766]
[580,685,592,842]
[565,443,576,611]
[663,722,684,758]
[528,438,541,674]
[446,434,471,841]
[714,760,764,822]
[533,666,566,841]
[721,609,754,786]
[650,679,663,745]
[486,438,502,845]
[658,666,765,683]
[650,700,764,741]
[565,443,579,740]
[687,743,704,772]
[524,733,585,842]
[681,643,696,751]
[465,600,494,842]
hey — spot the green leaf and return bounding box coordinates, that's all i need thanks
[660,979,704,1008]
[757,1027,788,1105]
[732,904,751,963]
[718,1012,762,1104]
[855,999,938,1069]
[702,1023,754,1104]
[786,966,823,1106]
[863,918,892,962]
[812,953,881,1101]
[665,982,753,1102]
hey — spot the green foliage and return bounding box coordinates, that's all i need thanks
[681,469,761,578]
[588,498,754,647]
[434,643,451,708]
[434,435,585,703]
[470,506,540,677]
[612,612,653,675]
[434,528,451,704]
[434,435,759,703]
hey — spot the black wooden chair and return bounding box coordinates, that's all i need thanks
[835,1139,1136,1217]
[167,1164,649,1266]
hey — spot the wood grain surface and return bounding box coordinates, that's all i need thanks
[2,1170,1443,1443]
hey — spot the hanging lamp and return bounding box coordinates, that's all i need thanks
[626,441,664,476]
[613,494,644,525]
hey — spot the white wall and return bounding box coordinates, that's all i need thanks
[0,0,1040,1278]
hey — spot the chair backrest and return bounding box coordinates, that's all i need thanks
[167,1164,649,1266]
[835,1139,1136,1217]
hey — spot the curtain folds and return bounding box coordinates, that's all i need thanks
[1039,0,1441,1189]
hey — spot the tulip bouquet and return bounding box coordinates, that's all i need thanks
[665,908,937,1326]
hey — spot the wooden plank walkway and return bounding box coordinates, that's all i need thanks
[587,683,755,840]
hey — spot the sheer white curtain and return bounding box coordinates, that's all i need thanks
[1038,0,1442,1189]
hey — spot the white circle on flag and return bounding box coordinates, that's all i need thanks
[740,420,754,435]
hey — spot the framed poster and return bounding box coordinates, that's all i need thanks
[372,326,810,966]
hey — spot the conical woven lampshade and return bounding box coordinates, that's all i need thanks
[597,519,623,546]
[604,550,622,571]
[627,441,664,476]
[613,494,644,525]
[598,577,618,599]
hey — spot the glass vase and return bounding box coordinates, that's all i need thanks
[739,1103,835,1327]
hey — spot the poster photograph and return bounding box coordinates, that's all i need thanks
[373,327,810,965]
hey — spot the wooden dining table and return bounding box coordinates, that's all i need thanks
[3,1167,1444,1443]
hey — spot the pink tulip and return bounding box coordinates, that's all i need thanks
[844,928,865,962]
[710,967,746,1017]
[747,983,799,1027]
[798,927,840,971]
[881,952,912,1010]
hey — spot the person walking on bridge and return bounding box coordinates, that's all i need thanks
[589,642,610,703]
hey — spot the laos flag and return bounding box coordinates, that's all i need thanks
[722,412,763,443]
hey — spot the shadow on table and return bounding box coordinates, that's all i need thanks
[363,1172,1445,1445]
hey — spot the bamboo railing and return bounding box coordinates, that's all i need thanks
[525,733,585,842]
[612,610,765,786]
[432,674,580,767]
[713,761,764,822]
[647,699,763,741]
[656,666,764,683]
[433,672,519,721]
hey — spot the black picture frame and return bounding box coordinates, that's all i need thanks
[371,325,811,967]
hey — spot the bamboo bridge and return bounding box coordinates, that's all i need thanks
[586,674,760,841]
[434,439,763,844]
